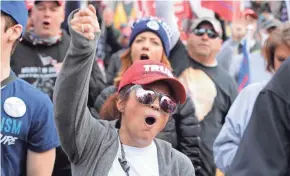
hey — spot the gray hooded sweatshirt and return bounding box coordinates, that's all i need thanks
[53,10,195,176]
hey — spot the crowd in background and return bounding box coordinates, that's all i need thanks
[1,0,290,176]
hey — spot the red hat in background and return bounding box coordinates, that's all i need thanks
[242,9,258,19]
[25,0,34,11]
[34,0,64,6]
[118,60,187,104]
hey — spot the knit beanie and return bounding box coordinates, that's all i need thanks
[128,17,172,57]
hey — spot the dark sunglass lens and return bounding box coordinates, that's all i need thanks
[136,88,156,105]
[160,96,177,113]
[207,29,218,39]
[194,28,205,36]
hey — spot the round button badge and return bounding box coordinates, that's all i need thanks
[3,97,26,118]
[146,20,160,31]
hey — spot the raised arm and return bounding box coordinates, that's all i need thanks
[216,19,246,73]
[216,38,239,72]
[53,5,108,163]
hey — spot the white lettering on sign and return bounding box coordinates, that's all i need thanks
[143,65,174,77]
[42,67,48,73]
[0,134,18,145]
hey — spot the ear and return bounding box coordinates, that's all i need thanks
[116,98,125,112]
[60,6,65,23]
[215,37,223,48]
[7,24,22,42]
[218,37,223,44]
[30,6,36,23]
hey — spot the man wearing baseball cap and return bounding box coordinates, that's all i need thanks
[258,16,281,39]
[176,16,238,176]
[11,0,69,100]
[1,1,60,175]
[190,17,223,37]
[34,0,64,6]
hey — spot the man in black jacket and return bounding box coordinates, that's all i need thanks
[227,58,290,176]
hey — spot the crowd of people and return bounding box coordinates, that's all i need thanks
[1,1,290,176]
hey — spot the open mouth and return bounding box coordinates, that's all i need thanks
[43,21,50,27]
[140,54,149,60]
[145,117,156,125]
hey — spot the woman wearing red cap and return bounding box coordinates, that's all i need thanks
[54,5,195,176]
[94,9,199,155]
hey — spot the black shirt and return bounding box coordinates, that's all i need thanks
[177,56,238,176]
[11,31,70,100]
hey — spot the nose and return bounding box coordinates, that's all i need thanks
[201,33,209,40]
[149,100,160,111]
[44,8,51,17]
[141,41,150,51]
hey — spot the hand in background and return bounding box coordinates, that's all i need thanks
[231,19,247,42]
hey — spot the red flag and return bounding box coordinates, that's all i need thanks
[174,1,196,41]
[201,0,241,21]
[137,0,156,17]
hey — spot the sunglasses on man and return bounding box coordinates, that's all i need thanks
[193,28,219,39]
[128,85,178,114]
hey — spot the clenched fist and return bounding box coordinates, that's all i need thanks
[70,5,100,40]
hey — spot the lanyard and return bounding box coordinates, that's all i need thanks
[118,130,130,176]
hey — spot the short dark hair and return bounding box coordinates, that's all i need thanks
[1,11,20,54]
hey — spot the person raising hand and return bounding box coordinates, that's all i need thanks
[54,5,195,176]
